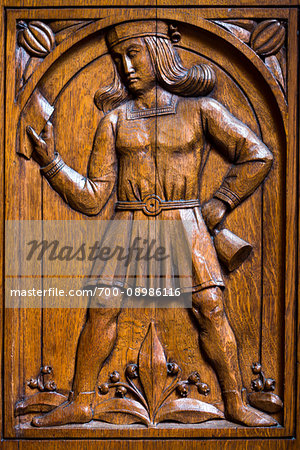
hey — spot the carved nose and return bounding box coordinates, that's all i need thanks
[123,55,134,75]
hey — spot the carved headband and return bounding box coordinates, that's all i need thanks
[106,20,181,48]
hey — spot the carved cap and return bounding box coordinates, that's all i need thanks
[106,20,170,48]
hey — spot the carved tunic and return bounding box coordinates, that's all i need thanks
[47,95,273,292]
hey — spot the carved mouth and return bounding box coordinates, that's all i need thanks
[127,77,139,85]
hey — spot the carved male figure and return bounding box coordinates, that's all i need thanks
[26,20,276,427]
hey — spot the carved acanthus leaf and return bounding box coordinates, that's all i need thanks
[213,18,287,93]
[155,398,224,424]
[250,20,286,91]
[220,19,257,32]
[94,398,149,425]
[248,392,283,414]
[265,55,285,89]
[15,392,67,416]
[248,362,283,413]
[213,20,251,43]
[48,20,95,44]
[95,321,219,426]
[138,322,168,420]
[15,19,96,94]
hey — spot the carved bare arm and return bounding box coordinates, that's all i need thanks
[200,98,273,231]
[27,114,118,216]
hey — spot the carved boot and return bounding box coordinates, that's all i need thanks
[31,391,94,427]
[223,389,278,427]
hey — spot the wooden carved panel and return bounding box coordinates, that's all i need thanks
[1,2,299,448]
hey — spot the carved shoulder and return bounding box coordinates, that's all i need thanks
[198,96,272,158]
[197,97,233,132]
[94,108,120,140]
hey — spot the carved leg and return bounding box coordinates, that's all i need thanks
[32,305,121,427]
[192,287,277,427]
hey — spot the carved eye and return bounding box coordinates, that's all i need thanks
[127,50,138,58]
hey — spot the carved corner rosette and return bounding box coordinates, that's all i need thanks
[213,19,286,92]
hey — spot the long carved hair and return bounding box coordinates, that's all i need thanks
[94,36,216,113]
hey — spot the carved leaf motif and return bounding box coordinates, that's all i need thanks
[248,392,283,413]
[265,55,285,89]
[155,398,224,424]
[18,21,55,57]
[250,20,285,57]
[51,21,95,45]
[276,47,286,82]
[214,21,251,43]
[94,398,149,425]
[14,392,67,416]
[138,322,168,419]
[221,19,257,32]
[48,20,90,33]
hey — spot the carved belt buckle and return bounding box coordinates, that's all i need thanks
[143,194,162,216]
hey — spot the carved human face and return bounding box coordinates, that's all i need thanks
[110,38,156,95]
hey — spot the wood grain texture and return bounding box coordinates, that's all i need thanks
[0,0,4,439]
[0,1,298,447]
[4,11,43,438]
[283,7,298,435]
[1,0,299,6]
[14,440,300,450]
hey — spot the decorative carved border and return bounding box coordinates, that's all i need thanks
[1,4,298,446]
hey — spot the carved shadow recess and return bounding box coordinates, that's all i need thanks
[6,7,290,437]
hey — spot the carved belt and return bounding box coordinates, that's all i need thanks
[116,195,200,216]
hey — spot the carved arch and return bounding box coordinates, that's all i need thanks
[17,10,287,118]
[12,9,286,428]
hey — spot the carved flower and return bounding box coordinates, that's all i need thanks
[125,364,138,379]
[167,362,179,375]
[110,371,120,383]
[27,378,38,389]
[115,386,127,398]
[177,382,189,397]
[251,378,264,391]
[44,380,57,391]
[197,382,210,396]
[264,378,276,391]
[188,371,201,384]
[41,365,52,374]
[98,383,110,395]
[251,362,262,374]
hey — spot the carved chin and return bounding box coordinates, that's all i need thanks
[126,83,143,95]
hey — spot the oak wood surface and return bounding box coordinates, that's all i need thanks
[0,1,299,448]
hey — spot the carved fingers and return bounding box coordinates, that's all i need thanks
[201,198,228,233]
[26,121,55,167]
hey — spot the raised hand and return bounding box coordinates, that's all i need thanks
[201,197,228,233]
[26,121,55,167]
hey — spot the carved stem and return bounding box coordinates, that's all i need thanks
[260,370,267,388]
[154,367,182,416]
[126,378,149,412]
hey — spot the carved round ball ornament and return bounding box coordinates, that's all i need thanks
[250,20,285,57]
[17,20,55,57]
